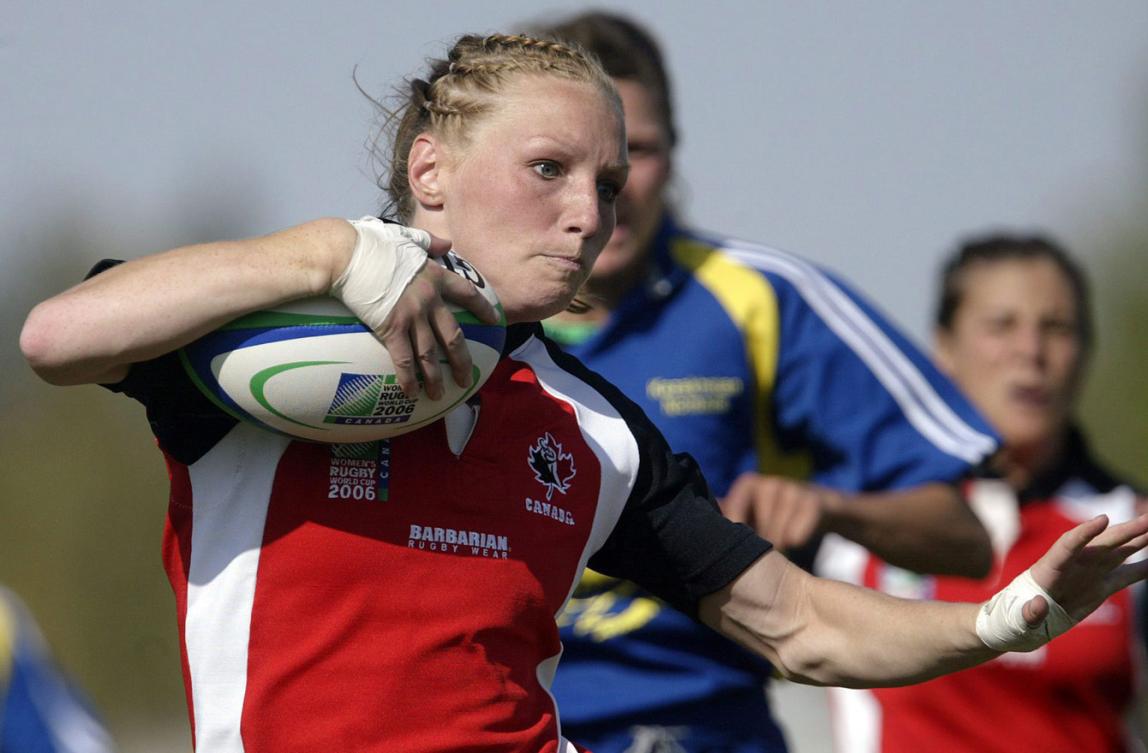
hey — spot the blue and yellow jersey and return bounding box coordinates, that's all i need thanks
[0,589,114,753]
[546,217,997,752]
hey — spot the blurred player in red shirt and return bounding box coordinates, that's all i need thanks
[827,234,1146,753]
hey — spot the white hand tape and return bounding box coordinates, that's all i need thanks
[330,217,431,331]
[975,568,1077,652]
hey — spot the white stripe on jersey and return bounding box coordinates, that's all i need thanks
[512,335,643,749]
[536,653,566,742]
[556,737,582,753]
[512,335,641,606]
[827,686,881,753]
[709,233,997,464]
[185,424,289,753]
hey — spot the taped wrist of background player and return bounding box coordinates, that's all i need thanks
[976,569,1076,652]
[330,217,431,331]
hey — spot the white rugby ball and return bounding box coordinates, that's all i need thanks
[179,253,505,443]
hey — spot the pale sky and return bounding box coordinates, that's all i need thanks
[5,0,1147,346]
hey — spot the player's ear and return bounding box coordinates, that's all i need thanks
[933,326,956,375]
[408,134,445,209]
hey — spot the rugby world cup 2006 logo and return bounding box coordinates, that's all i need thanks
[325,372,416,425]
[528,432,575,500]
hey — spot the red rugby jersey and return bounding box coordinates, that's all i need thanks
[112,323,769,753]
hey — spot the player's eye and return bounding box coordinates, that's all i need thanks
[985,315,1015,334]
[1043,319,1077,338]
[532,161,562,179]
[597,180,621,203]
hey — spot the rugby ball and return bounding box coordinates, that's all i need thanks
[179,253,506,443]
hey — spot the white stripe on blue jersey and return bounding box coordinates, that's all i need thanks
[703,231,997,464]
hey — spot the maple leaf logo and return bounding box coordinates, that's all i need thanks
[528,432,576,500]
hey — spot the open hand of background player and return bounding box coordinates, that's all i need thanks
[721,473,842,551]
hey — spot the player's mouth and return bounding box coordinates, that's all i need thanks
[542,253,584,273]
[1008,384,1052,409]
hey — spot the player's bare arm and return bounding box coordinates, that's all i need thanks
[722,475,991,578]
[817,483,992,577]
[20,219,496,393]
[700,513,1148,687]
[21,219,355,386]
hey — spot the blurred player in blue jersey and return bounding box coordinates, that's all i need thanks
[530,11,999,753]
[0,587,114,753]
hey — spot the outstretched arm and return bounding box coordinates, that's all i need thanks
[700,513,1148,687]
[723,475,991,577]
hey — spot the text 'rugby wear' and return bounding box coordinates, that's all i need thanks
[104,301,770,753]
[546,217,998,753]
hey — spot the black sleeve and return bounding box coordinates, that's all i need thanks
[89,259,237,465]
[540,336,772,618]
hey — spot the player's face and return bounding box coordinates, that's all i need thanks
[584,78,673,299]
[433,76,627,323]
[935,258,1085,454]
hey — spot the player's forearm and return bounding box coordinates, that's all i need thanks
[787,572,995,686]
[701,551,997,687]
[21,218,355,385]
[821,483,992,578]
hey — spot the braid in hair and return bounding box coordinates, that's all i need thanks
[366,32,618,220]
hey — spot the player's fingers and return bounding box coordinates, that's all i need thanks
[768,487,800,550]
[411,319,444,401]
[422,231,453,256]
[789,486,822,549]
[721,492,750,525]
[377,274,437,398]
[1033,515,1126,597]
[770,480,808,548]
[1091,513,1148,550]
[381,326,420,399]
[1074,518,1148,574]
[431,303,473,389]
[440,271,500,325]
[770,483,802,549]
[1021,594,1049,628]
[1109,559,1148,593]
[1106,528,1148,565]
[790,490,822,547]
[763,481,804,549]
[741,477,777,541]
[1053,515,1110,560]
[720,474,759,525]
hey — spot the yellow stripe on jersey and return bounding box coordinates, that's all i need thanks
[670,237,812,480]
[0,597,15,689]
[558,580,662,641]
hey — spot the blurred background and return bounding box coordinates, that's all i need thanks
[3,1,1145,750]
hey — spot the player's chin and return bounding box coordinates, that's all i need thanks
[541,265,587,295]
[509,289,579,323]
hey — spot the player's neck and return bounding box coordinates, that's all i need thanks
[574,259,653,316]
[1003,431,1070,491]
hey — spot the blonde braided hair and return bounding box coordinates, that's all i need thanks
[366,33,619,220]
